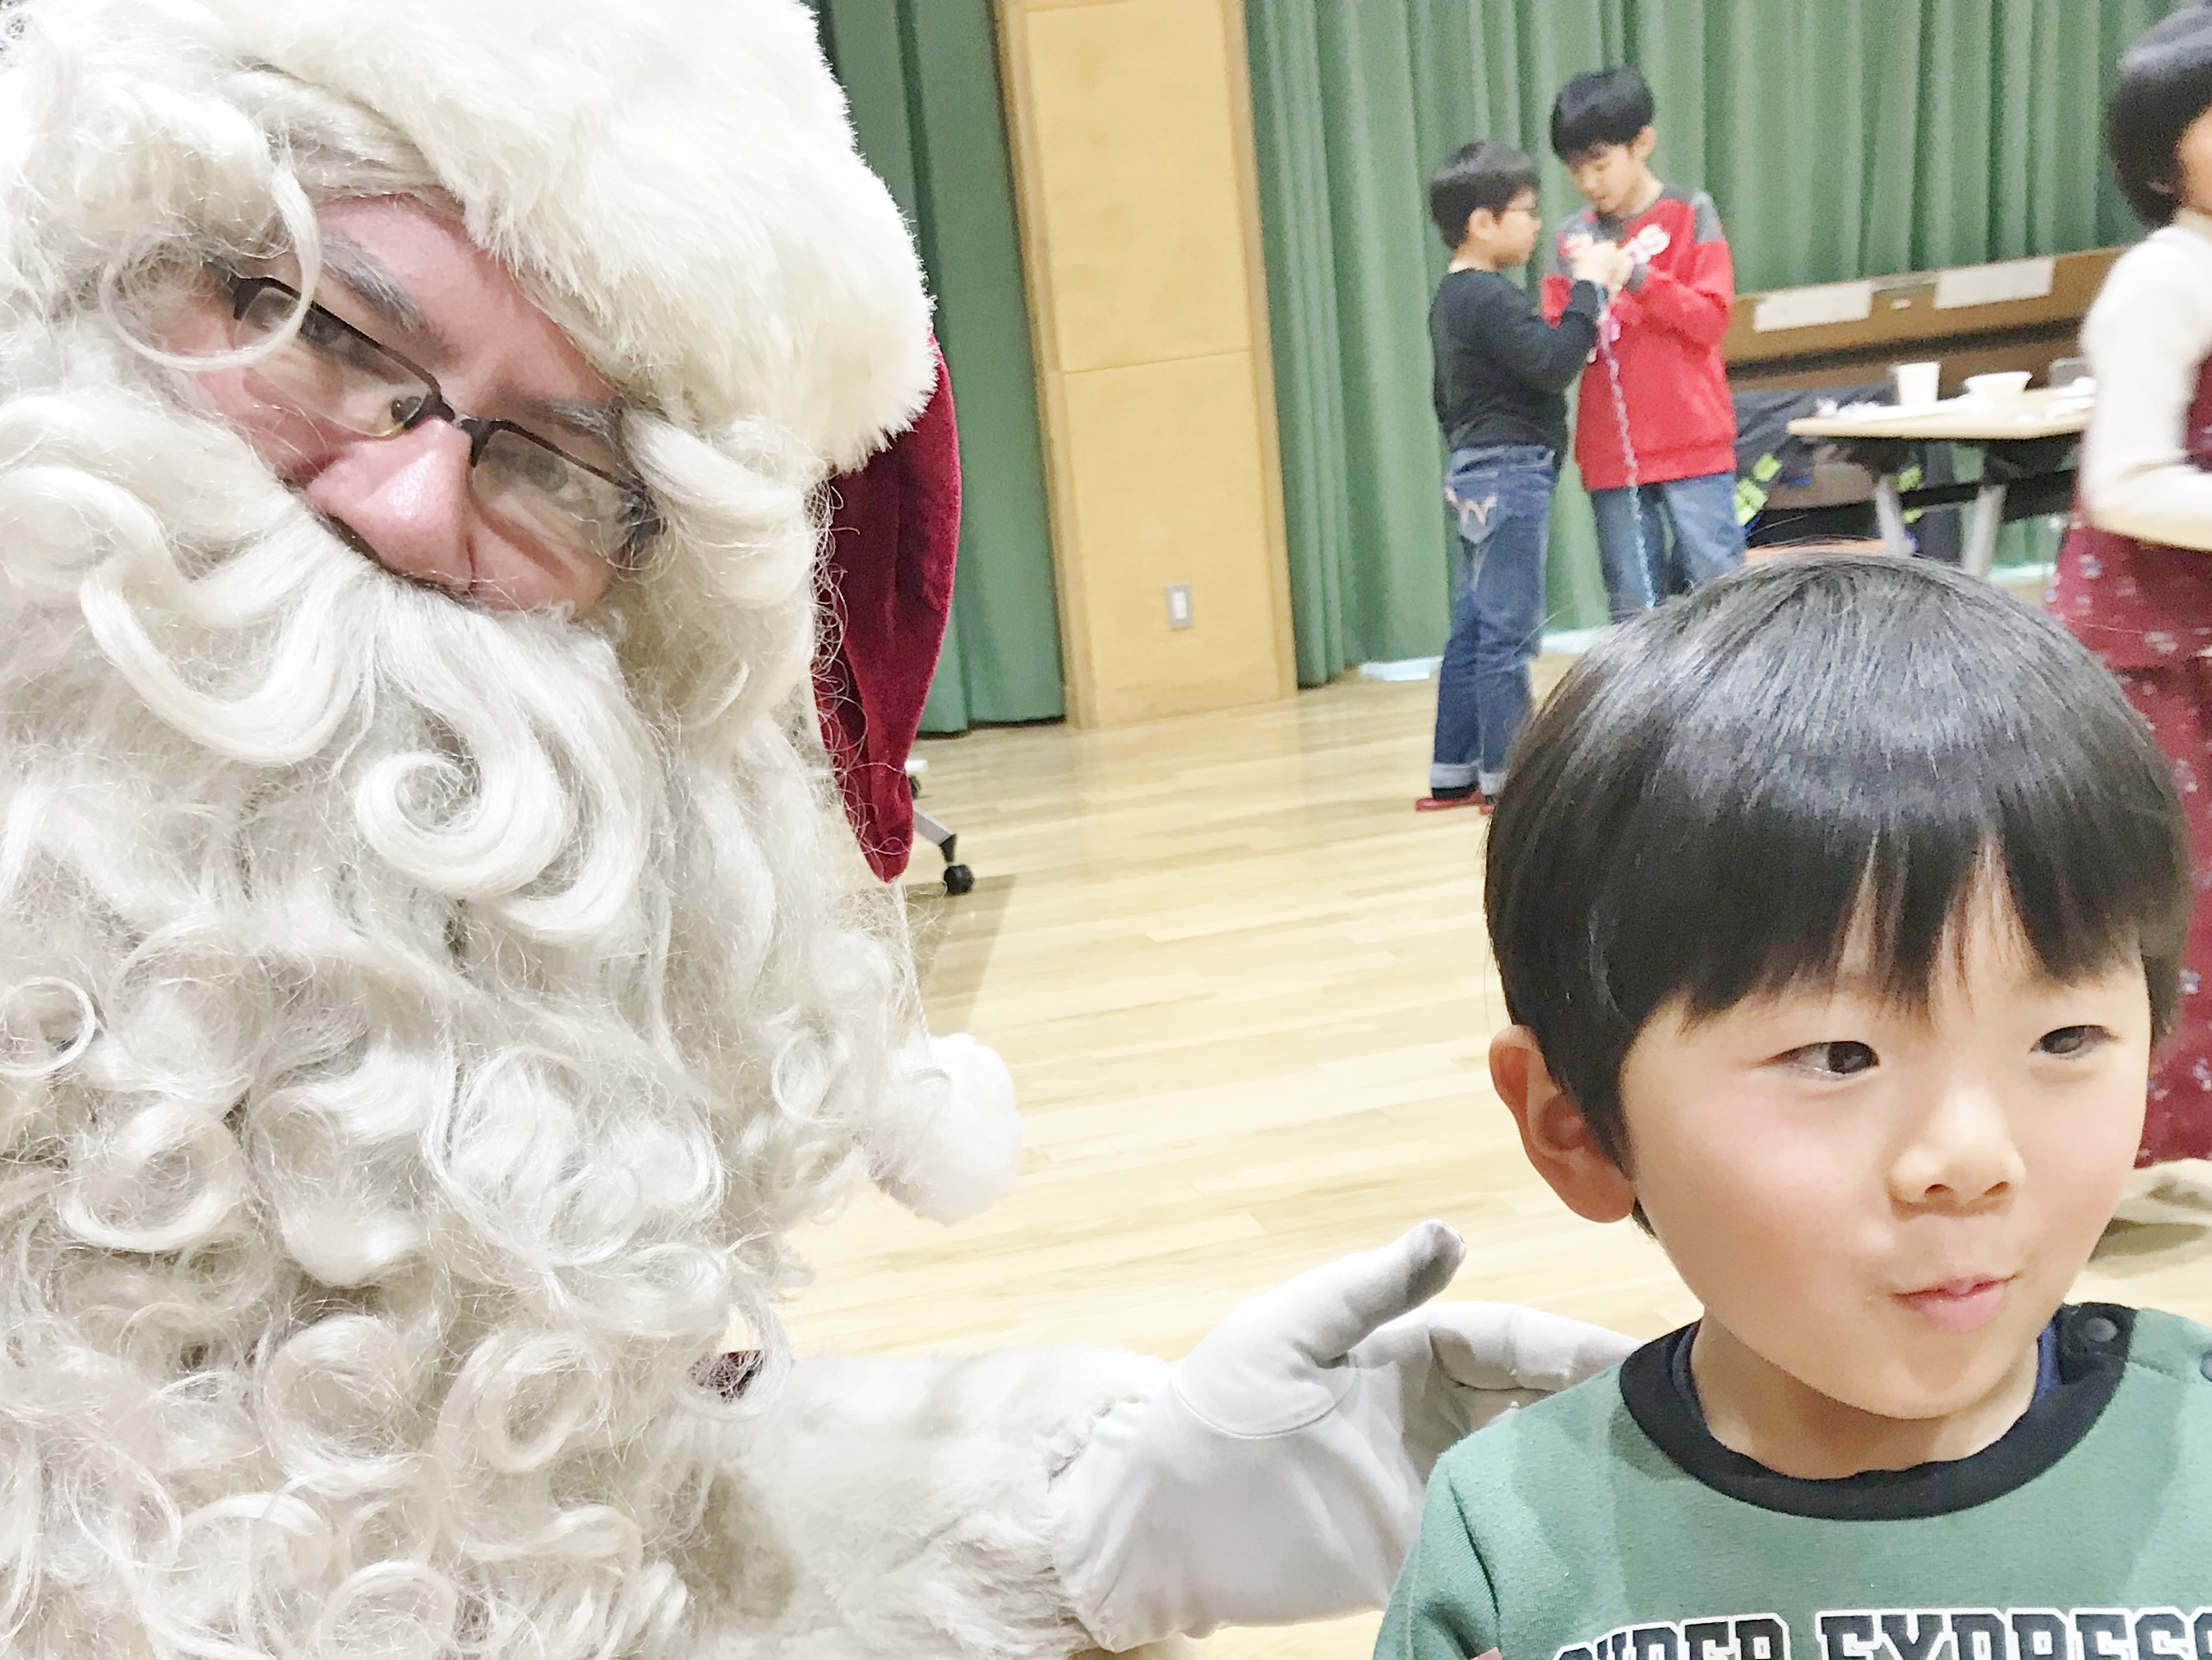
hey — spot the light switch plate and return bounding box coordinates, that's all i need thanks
[1166,583,1193,629]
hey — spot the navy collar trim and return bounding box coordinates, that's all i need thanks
[1619,1303,2132,1520]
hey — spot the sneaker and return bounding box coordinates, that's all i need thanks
[1415,786,1489,813]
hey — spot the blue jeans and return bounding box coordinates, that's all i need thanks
[1588,469,1746,617]
[1433,445,1554,795]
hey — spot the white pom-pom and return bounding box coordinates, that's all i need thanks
[867,1031,1023,1223]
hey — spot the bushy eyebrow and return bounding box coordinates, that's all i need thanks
[317,232,449,356]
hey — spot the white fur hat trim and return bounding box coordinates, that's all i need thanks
[190,0,936,471]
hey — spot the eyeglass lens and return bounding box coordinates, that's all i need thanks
[228,282,643,571]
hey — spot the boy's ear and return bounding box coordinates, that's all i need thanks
[1489,1026,1637,1224]
[1463,207,1489,241]
[1629,125,1658,165]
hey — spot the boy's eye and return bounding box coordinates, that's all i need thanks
[2035,1025,2110,1058]
[1784,1040,1878,1077]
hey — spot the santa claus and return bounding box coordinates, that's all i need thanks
[0,2,1628,1653]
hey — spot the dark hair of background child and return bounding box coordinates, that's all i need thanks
[1428,141,1539,249]
[2108,5,2212,227]
[1484,556,2191,1172]
[1549,65,1656,164]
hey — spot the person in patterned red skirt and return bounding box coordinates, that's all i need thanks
[2051,7,2212,1168]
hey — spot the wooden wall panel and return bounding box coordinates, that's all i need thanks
[1060,353,1285,723]
[1016,0,1251,371]
[999,0,1296,727]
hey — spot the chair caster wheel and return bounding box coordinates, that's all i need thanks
[943,863,974,896]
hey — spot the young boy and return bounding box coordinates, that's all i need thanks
[1420,141,1627,812]
[1541,66,1743,620]
[1380,556,2212,1657]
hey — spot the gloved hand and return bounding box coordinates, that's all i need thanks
[1050,1220,1635,1650]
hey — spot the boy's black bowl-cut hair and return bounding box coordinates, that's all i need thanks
[1549,65,1656,164]
[1429,140,1539,249]
[1485,555,2191,1171]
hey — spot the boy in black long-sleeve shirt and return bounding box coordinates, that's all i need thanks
[1419,141,1625,811]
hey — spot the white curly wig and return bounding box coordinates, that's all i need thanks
[0,0,967,1653]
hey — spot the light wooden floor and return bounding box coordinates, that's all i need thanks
[779,671,2212,1660]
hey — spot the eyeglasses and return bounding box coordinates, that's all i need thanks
[212,268,661,574]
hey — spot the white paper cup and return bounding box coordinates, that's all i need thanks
[1965,371,2031,405]
[1892,361,1941,409]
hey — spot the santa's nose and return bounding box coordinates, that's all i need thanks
[302,423,475,594]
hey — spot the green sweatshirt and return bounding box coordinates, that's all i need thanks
[1378,1304,2212,1660]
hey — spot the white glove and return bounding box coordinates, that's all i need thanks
[1050,1220,1636,1650]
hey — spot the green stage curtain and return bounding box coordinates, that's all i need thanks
[1249,0,2184,681]
[812,0,1064,730]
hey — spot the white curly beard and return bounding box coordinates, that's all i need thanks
[0,325,915,1658]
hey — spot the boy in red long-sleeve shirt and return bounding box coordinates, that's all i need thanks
[1540,67,1743,618]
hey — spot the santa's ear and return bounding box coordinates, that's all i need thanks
[1489,1026,1637,1224]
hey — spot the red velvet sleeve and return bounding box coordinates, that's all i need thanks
[1632,236,1734,352]
[813,340,960,882]
[1540,270,1573,325]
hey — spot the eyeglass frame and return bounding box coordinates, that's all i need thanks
[211,265,663,569]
